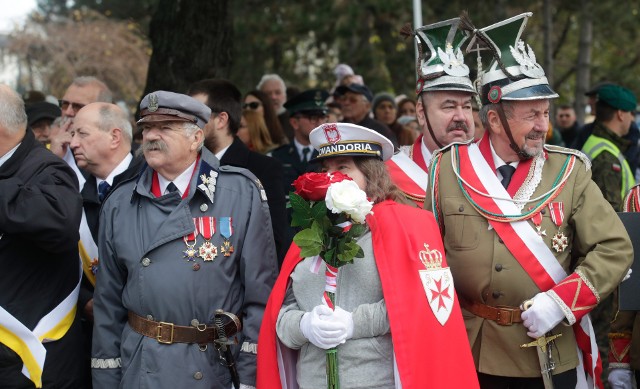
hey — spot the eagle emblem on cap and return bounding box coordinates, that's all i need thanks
[510,40,545,79]
[148,94,159,112]
[323,124,341,144]
[437,43,469,77]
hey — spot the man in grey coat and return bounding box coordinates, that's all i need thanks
[91,91,278,389]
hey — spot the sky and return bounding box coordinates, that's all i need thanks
[0,0,38,33]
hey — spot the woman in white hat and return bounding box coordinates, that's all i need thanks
[258,123,479,388]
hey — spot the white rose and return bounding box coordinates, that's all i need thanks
[325,180,373,223]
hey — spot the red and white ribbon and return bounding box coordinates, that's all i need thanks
[197,217,216,240]
[548,202,564,227]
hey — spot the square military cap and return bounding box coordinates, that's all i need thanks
[284,89,329,115]
[138,91,211,129]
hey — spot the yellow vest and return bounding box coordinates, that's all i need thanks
[582,134,635,201]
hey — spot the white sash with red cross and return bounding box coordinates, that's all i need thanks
[457,143,599,389]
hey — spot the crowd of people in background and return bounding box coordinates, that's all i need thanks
[1,10,639,389]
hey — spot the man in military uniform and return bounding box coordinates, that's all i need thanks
[187,78,288,265]
[270,89,329,195]
[91,91,278,389]
[386,17,476,207]
[426,13,633,388]
[581,85,637,212]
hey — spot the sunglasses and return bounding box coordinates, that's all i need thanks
[242,102,261,110]
[59,99,86,113]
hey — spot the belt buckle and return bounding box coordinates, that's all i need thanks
[496,308,515,326]
[156,322,174,344]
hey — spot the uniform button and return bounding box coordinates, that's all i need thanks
[146,315,154,320]
[191,319,200,327]
[492,291,501,299]
[495,264,503,272]
[193,263,201,271]
[193,371,203,380]
[141,257,151,266]
[200,203,208,212]
[459,206,464,212]
[498,238,504,244]
[541,209,546,215]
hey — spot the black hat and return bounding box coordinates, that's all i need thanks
[284,89,329,115]
[25,102,61,127]
[334,83,374,102]
[138,91,211,129]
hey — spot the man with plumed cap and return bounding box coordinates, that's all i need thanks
[386,17,476,207]
[91,91,278,389]
[581,84,638,211]
[426,12,632,388]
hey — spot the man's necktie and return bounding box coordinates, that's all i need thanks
[301,147,310,163]
[98,181,111,202]
[497,165,516,189]
[166,182,179,194]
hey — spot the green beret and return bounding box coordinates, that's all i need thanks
[597,85,637,112]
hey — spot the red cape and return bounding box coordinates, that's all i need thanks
[257,201,479,388]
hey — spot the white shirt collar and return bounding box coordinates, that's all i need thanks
[158,160,197,196]
[0,143,20,168]
[420,138,432,168]
[489,140,519,178]
[293,138,312,162]
[96,153,133,189]
[215,145,230,161]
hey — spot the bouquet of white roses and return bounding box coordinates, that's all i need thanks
[290,171,373,389]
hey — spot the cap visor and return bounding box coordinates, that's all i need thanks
[137,114,192,126]
[502,84,559,101]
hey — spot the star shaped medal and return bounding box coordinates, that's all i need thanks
[183,219,198,261]
[548,202,568,253]
[197,216,217,261]
[219,217,234,257]
[529,207,546,237]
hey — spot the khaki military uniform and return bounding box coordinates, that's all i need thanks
[426,142,633,378]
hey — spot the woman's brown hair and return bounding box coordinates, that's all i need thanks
[353,157,414,206]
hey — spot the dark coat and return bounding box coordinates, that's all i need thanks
[0,129,84,387]
[270,143,321,251]
[220,137,288,264]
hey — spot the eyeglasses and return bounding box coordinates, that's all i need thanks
[58,99,85,113]
[242,102,261,110]
[337,95,367,104]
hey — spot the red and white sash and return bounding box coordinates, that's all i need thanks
[386,151,429,204]
[459,143,600,389]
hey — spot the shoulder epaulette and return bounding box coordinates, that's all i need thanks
[431,139,473,158]
[544,144,591,171]
[219,165,268,202]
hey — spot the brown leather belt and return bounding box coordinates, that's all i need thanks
[460,300,523,326]
[128,311,240,345]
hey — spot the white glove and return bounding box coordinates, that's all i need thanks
[332,306,354,340]
[300,305,348,349]
[607,367,633,388]
[521,292,566,338]
[622,268,632,282]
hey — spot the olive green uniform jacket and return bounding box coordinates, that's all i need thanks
[426,141,633,378]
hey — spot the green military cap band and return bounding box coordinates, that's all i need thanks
[597,85,637,112]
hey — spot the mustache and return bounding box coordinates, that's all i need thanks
[137,140,168,157]
[446,121,469,133]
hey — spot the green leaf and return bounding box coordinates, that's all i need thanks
[311,201,327,222]
[293,228,323,254]
[337,241,362,263]
[290,193,313,227]
[354,246,365,258]
[300,245,322,257]
[347,224,367,239]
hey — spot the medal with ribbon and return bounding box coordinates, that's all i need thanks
[548,202,568,252]
[219,217,234,257]
[197,217,217,261]
[183,219,198,261]
[529,207,546,237]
